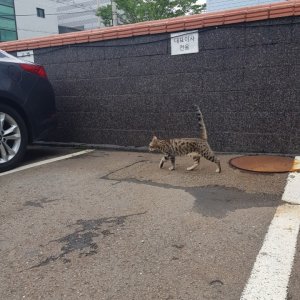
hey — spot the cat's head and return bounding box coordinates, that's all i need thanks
[149,136,159,152]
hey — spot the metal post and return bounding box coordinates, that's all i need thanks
[111,0,117,26]
[97,0,100,27]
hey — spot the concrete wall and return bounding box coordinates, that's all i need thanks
[33,16,299,154]
[206,0,287,12]
[14,0,58,39]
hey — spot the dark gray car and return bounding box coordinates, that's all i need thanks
[0,50,56,172]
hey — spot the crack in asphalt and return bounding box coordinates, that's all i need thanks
[100,160,149,180]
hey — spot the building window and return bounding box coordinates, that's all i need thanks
[36,8,45,18]
[0,4,14,18]
[0,0,17,41]
[0,29,17,41]
[0,17,16,30]
[0,0,14,6]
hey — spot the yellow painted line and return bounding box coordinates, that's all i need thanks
[291,158,300,172]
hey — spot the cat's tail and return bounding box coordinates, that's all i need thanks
[193,105,207,140]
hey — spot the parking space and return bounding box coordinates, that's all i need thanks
[0,146,94,177]
[22,146,80,166]
[0,147,299,300]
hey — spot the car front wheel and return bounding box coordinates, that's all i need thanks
[0,104,28,172]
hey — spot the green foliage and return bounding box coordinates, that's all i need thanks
[97,4,113,27]
[96,0,206,27]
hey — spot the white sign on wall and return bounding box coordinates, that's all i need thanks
[17,50,34,63]
[171,30,199,55]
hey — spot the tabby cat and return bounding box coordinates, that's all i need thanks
[149,105,221,173]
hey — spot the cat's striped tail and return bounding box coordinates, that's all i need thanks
[194,105,207,140]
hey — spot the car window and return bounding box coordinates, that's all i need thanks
[0,52,7,58]
[0,49,26,63]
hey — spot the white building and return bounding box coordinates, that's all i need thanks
[206,0,288,12]
[57,0,110,30]
[14,0,58,39]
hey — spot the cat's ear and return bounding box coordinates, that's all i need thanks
[153,135,157,140]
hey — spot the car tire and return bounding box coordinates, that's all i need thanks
[0,104,28,172]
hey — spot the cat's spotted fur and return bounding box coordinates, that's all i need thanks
[149,105,221,173]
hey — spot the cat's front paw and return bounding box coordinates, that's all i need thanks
[169,166,175,171]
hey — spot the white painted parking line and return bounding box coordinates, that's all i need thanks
[0,149,94,177]
[241,204,300,300]
[241,156,300,300]
[282,156,300,205]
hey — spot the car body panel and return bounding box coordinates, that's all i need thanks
[0,50,56,142]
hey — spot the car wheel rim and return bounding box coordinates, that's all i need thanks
[0,112,21,164]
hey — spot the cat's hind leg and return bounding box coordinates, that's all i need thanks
[187,153,201,171]
[202,150,221,173]
[215,158,221,173]
[169,156,176,171]
[159,155,169,169]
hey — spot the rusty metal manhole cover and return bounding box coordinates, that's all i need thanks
[229,155,300,173]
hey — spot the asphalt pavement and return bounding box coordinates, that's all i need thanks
[0,146,299,300]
